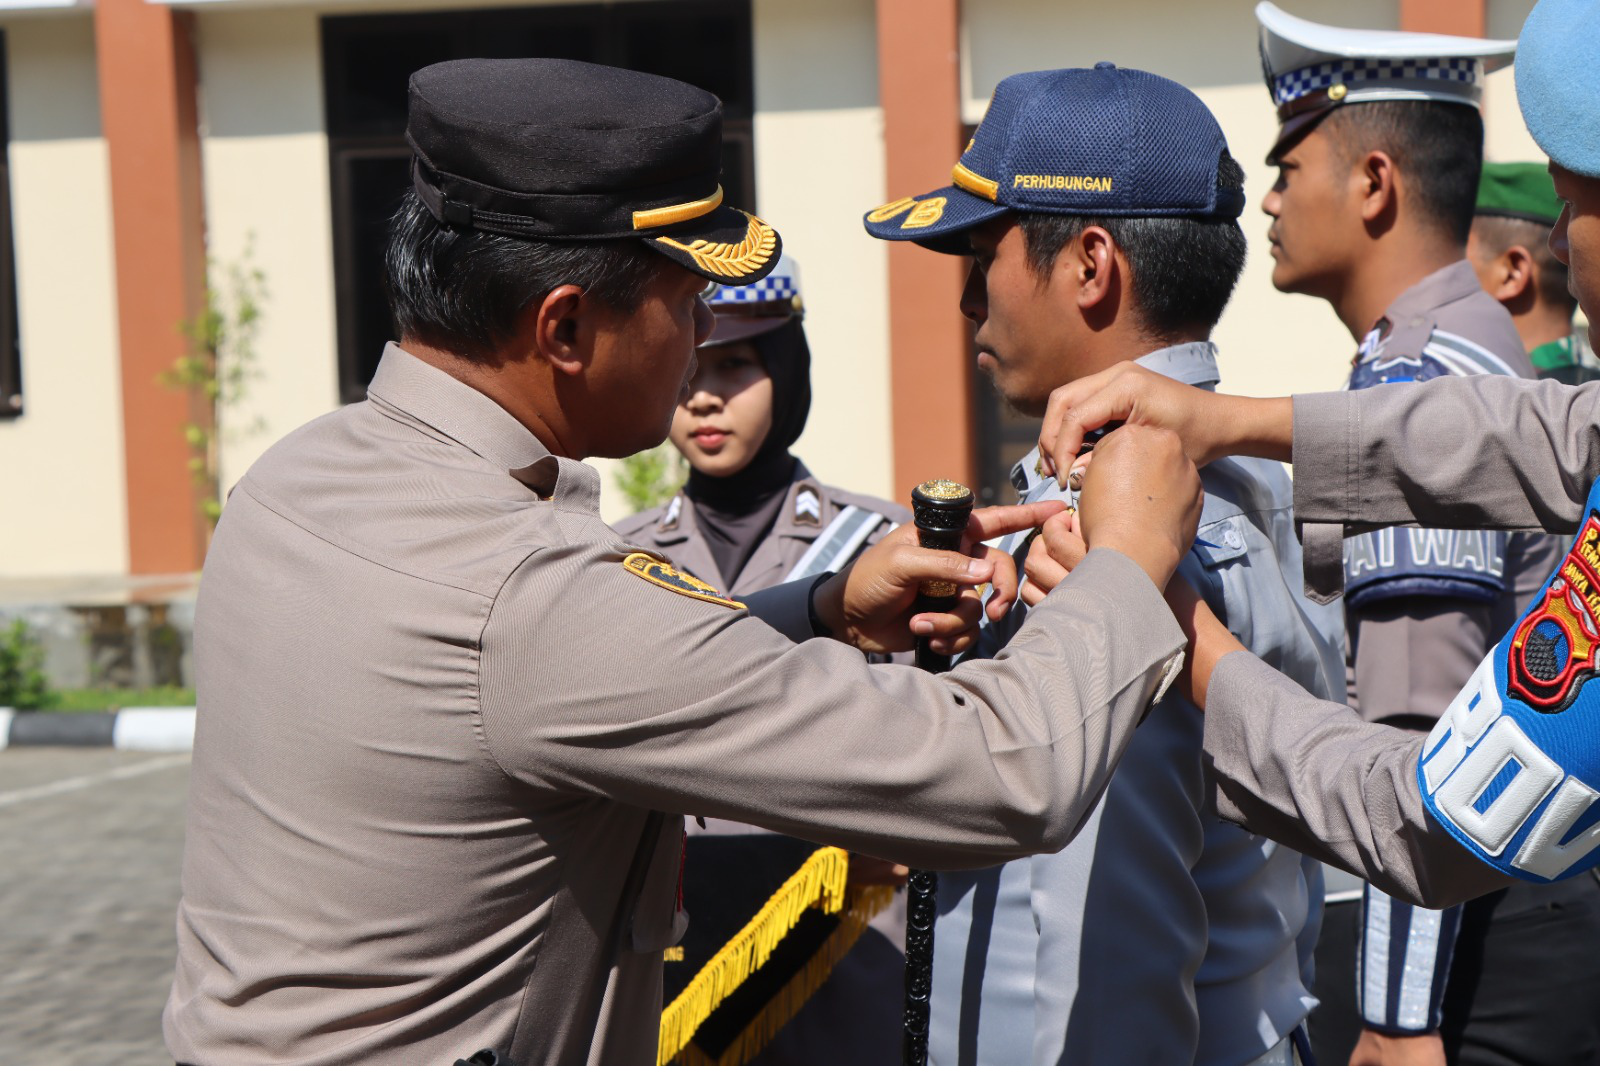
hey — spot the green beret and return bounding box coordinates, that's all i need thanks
[1476,162,1562,225]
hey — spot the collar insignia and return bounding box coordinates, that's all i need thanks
[794,487,822,526]
[623,552,744,610]
[659,495,683,533]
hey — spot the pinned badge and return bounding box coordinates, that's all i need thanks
[623,553,745,609]
[660,495,683,533]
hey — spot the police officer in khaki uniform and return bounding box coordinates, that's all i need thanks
[615,257,910,1065]
[162,58,1206,1066]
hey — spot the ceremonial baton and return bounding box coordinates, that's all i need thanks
[902,478,974,1066]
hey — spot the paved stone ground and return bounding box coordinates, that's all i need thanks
[0,748,190,1065]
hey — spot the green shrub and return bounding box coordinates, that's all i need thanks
[614,443,685,513]
[0,619,55,710]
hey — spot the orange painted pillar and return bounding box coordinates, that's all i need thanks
[1399,0,1485,36]
[95,0,210,574]
[875,0,974,496]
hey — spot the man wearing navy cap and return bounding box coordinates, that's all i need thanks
[1019,0,1600,1041]
[1470,162,1600,385]
[161,57,1211,1066]
[864,64,1342,1066]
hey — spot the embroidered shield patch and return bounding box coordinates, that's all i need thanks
[623,553,744,610]
[1508,513,1600,712]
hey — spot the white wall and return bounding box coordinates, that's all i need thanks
[0,15,128,579]
[196,6,342,496]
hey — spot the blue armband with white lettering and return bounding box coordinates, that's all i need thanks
[1344,527,1508,610]
[1417,476,1600,881]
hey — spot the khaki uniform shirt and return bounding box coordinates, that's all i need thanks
[613,464,910,600]
[164,344,1186,1066]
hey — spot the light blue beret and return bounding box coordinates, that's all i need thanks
[1516,0,1600,178]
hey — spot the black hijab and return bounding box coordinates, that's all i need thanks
[687,319,813,587]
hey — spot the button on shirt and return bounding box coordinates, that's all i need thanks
[930,342,1345,1066]
[163,344,1189,1066]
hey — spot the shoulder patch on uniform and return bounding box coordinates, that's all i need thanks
[794,486,822,526]
[622,552,745,609]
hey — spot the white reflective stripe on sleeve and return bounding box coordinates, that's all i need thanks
[784,506,886,582]
[1395,905,1443,1029]
[1361,890,1392,1027]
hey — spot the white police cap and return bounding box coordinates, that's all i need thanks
[703,253,803,347]
[1257,2,1516,157]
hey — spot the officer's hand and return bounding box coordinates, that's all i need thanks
[1163,576,1243,709]
[1019,508,1086,607]
[1348,1029,1447,1066]
[1077,425,1203,590]
[814,501,1068,655]
[1034,362,1293,487]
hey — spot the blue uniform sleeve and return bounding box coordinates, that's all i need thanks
[1357,885,1463,1033]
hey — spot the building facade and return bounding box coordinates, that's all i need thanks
[0,0,1547,594]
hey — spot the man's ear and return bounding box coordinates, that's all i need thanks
[1490,245,1536,303]
[530,284,589,376]
[1074,226,1119,313]
[1358,150,1399,225]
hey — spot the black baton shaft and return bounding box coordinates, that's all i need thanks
[903,479,974,1066]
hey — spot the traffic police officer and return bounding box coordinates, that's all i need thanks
[1254,7,1565,1062]
[615,257,910,1065]
[161,57,1204,1066]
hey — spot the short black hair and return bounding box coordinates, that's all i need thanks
[1320,101,1483,246]
[1016,151,1248,337]
[384,190,662,361]
[1472,212,1576,314]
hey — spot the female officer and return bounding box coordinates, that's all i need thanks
[614,256,908,1066]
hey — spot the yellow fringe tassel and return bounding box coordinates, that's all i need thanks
[673,884,896,1066]
[658,847,881,1066]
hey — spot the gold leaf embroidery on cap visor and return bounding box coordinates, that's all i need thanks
[622,552,746,609]
[632,185,725,230]
[655,211,778,279]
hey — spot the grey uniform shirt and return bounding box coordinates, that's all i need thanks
[930,343,1345,1066]
[1201,373,1600,909]
[163,344,1187,1066]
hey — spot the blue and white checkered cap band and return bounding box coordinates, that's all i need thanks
[707,272,799,307]
[1273,56,1480,107]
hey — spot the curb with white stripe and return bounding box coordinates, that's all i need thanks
[0,707,195,751]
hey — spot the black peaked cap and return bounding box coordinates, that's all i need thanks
[408,58,780,285]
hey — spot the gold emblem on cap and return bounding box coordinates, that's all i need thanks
[632,185,726,231]
[655,211,778,279]
[867,197,917,223]
[1328,82,1348,102]
[900,197,948,229]
[952,161,999,203]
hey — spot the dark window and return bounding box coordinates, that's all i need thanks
[961,124,1038,505]
[321,1,755,403]
[0,32,21,419]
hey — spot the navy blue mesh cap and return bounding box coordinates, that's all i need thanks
[863,63,1244,252]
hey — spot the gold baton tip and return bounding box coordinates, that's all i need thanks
[916,479,972,501]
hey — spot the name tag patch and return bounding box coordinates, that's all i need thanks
[1418,492,1600,882]
[623,552,745,610]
